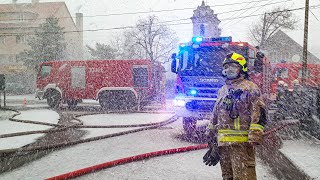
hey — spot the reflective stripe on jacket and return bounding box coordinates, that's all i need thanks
[210,76,266,146]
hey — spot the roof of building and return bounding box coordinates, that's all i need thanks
[0,2,71,29]
[267,30,320,63]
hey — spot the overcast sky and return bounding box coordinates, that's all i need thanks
[2,0,320,58]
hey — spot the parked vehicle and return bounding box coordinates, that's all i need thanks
[36,59,165,109]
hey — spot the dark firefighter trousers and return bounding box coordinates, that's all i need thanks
[219,143,256,180]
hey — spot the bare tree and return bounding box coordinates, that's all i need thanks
[249,7,298,49]
[122,15,179,63]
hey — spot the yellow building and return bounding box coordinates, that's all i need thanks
[0,0,83,74]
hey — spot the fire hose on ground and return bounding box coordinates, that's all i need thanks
[45,120,301,180]
[1,106,301,180]
[0,107,179,156]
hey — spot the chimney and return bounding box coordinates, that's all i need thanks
[76,13,83,59]
[76,13,83,32]
[32,0,39,5]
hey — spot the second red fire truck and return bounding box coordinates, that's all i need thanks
[36,59,165,110]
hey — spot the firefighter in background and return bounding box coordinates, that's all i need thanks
[275,81,288,120]
[203,52,267,180]
[292,79,303,118]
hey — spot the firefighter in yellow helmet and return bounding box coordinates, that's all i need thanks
[203,52,267,180]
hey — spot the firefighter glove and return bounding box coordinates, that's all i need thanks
[203,134,220,166]
[203,147,220,166]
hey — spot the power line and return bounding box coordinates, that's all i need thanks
[224,2,320,30]
[221,0,272,27]
[310,9,319,21]
[1,5,319,36]
[0,0,288,21]
[224,0,276,29]
[220,0,276,41]
[0,0,296,35]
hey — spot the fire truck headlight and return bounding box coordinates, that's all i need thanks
[173,99,186,107]
[190,89,197,96]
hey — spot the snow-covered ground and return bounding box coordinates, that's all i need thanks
[79,113,174,138]
[5,93,98,104]
[280,139,320,180]
[2,96,319,179]
[0,109,59,149]
[4,94,37,101]
[0,113,276,180]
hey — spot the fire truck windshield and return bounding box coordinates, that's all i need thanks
[39,65,52,78]
[178,46,247,76]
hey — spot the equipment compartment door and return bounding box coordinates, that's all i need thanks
[71,66,86,89]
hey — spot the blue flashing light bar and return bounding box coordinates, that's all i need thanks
[191,36,232,43]
[210,36,232,42]
[192,36,203,43]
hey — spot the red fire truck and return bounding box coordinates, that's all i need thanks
[271,63,320,93]
[36,59,165,109]
[170,36,272,133]
[271,62,320,113]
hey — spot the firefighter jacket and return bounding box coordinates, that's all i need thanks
[209,76,267,146]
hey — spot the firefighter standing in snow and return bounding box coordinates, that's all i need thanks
[203,52,267,180]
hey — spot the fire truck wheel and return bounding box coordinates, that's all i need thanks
[46,90,61,109]
[183,117,197,135]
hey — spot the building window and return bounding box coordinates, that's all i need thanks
[16,35,27,44]
[200,24,205,36]
[274,68,288,78]
[0,36,5,44]
[298,68,311,78]
[0,54,13,65]
[19,13,26,22]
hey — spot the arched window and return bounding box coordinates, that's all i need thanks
[200,24,205,36]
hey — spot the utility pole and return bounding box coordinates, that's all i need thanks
[302,0,309,85]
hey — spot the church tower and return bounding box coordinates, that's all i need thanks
[191,1,221,37]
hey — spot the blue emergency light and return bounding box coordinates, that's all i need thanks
[190,89,197,95]
[211,36,232,42]
[191,36,232,43]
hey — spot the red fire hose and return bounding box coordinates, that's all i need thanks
[46,120,300,180]
[46,144,208,180]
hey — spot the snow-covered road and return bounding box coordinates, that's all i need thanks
[1,94,319,179]
[0,114,276,180]
[0,111,276,180]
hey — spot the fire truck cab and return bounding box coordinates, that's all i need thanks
[36,59,165,110]
[170,36,271,133]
